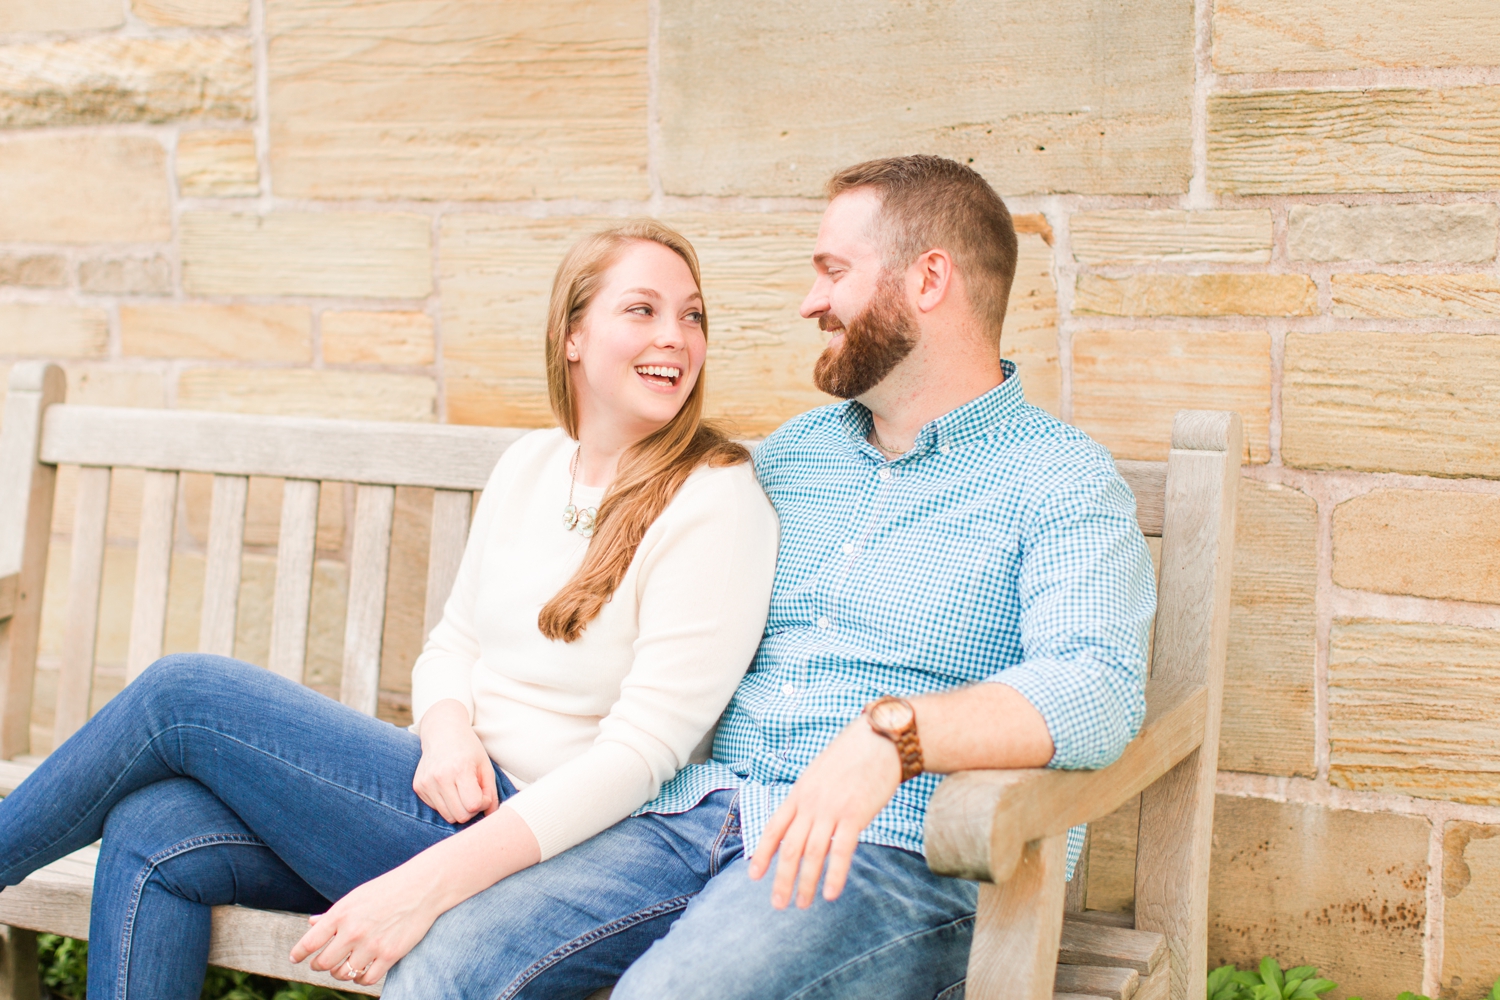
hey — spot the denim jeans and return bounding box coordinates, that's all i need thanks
[385,788,979,1000]
[0,653,510,1000]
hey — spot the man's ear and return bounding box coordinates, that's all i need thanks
[912,249,955,314]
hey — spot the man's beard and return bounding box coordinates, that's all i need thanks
[812,276,919,399]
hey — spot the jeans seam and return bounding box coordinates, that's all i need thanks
[5,721,449,884]
[492,894,696,1000]
[706,790,742,879]
[782,912,976,1000]
[115,832,270,1000]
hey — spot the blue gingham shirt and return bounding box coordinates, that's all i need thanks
[638,363,1156,873]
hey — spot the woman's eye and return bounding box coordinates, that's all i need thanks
[628,304,653,316]
[685,310,704,324]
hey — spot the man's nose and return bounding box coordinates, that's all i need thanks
[800,280,829,319]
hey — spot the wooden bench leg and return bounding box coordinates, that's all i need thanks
[964,833,1067,1000]
[0,926,39,1000]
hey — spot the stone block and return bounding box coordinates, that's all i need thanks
[177,368,437,422]
[0,254,65,288]
[1334,489,1500,606]
[1071,329,1271,464]
[180,212,432,298]
[66,367,168,409]
[1070,210,1272,264]
[1082,794,1139,916]
[0,133,171,244]
[134,0,249,27]
[79,256,173,296]
[1288,203,1498,264]
[1073,273,1317,317]
[177,129,259,197]
[1004,232,1060,418]
[0,304,108,358]
[1282,332,1500,478]
[1209,87,1500,195]
[266,0,648,201]
[1329,619,1500,804]
[1214,0,1500,73]
[0,36,254,127]
[1443,821,1500,999]
[658,0,1193,197]
[0,0,122,32]
[322,311,434,367]
[1209,795,1429,1000]
[1331,274,1500,319]
[663,212,832,435]
[1222,480,1317,777]
[438,214,624,428]
[121,303,312,363]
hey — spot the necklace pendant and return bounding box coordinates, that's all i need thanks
[562,504,578,530]
[577,507,597,539]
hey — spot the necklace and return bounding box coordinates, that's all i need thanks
[870,428,909,456]
[562,447,598,538]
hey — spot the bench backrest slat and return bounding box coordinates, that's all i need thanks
[267,479,322,684]
[341,485,397,716]
[126,470,180,683]
[42,406,522,490]
[425,490,475,640]
[200,475,250,658]
[55,466,111,744]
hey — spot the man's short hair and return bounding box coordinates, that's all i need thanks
[827,155,1019,344]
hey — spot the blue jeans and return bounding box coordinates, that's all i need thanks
[0,654,510,1000]
[385,788,979,1000]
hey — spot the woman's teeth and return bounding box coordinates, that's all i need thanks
[635,365,680,384]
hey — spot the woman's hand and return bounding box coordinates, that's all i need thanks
[414,698,498,823]
[290,805,543,986]
[290,857,441,986]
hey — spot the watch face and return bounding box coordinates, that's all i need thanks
[870,698,914,733]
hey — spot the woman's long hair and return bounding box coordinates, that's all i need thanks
[537,220,748,642]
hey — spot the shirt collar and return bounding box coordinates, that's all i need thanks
[837,359,1025,461]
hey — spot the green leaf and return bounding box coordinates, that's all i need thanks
[1294,979,1338,997]
[1259,957,1286,989]
[1489,980,1500,1000]
[1286,967,1317,983]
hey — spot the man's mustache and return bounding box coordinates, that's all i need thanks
[818,315,845,333]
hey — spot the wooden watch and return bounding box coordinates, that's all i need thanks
[864,696,924,782]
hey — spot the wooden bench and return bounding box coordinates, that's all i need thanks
[0,361,1239,1000]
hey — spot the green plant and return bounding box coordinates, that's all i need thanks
[1207,957,1336,1000]
[37,934,360,1000]
[38,933,88,1000]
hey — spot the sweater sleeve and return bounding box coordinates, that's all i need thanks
[502,464,779,860]
[408,450,512,728]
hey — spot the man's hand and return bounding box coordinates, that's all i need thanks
[748,716,901,909]
[290,857,442,986]
[414,698,498,823]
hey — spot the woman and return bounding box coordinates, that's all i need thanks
[0,221,778,997]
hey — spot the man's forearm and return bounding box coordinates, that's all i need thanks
[909,682,1054,774]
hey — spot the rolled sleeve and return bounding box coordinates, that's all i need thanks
[989,472,1155,769]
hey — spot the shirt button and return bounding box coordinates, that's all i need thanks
[878,467,893,481]
[841,542,854,555]
[817,616,830,629]
[940,444,951,455]
[781,683,796,697]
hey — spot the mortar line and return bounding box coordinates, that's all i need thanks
[1187,0,1214,208]
[1424,821,1445,996]
[249,0,272,209]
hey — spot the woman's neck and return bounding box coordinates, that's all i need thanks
[573,422,648,488]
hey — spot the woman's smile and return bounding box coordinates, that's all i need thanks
[634,363,682,389]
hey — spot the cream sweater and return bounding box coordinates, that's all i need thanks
[410,428,778,860]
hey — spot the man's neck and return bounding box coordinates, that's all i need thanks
[861,339,1005,456]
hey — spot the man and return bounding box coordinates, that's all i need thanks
[386,155,1155,999]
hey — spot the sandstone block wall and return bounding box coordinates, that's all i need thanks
[1,2,1498,996]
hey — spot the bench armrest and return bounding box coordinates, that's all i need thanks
[0,573,16,623]
[923,680,1208,884]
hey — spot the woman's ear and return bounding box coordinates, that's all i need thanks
[565,328,581,362]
